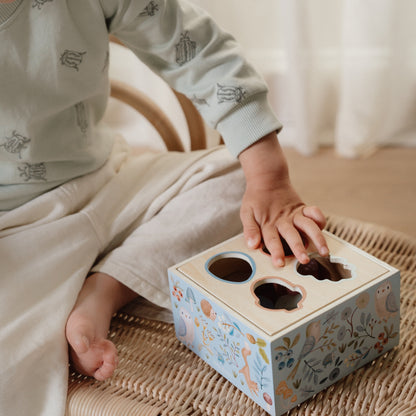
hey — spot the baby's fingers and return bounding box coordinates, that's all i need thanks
[277,223,310,265]
[262,224,286,267]
[240,207,262,250]
[294,210,329,257]
[303,206,327,230]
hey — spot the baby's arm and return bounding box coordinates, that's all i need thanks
[107,0,328,265]
[239,132,329,267]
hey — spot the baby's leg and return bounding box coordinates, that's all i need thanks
[65,273,136,380]
[67,147,244,380]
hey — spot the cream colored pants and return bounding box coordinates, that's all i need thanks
[0,138,244,416]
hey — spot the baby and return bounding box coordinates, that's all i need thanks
[65,131,328,381]
[0,0,328,412]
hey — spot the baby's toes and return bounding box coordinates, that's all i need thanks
[93,339,118,381]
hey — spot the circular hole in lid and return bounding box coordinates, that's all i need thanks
[206,252,255,283]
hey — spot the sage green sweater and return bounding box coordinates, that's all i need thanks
[0,0,281,210]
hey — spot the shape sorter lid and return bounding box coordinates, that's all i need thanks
[174,231,395,338]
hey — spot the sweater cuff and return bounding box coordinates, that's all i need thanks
[217,93,283,158]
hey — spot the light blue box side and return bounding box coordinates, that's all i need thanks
[270,270,400,415]
[168,269,276,415]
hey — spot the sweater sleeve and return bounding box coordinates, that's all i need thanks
[101,0,282,157]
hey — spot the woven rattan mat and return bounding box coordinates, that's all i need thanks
[67,215,416,415]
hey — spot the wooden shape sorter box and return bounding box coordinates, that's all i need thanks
[168,231,400,416]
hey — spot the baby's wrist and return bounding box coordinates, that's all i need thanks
[239,132,290,186]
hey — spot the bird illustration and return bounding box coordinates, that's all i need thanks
[177,307,195,346]
[375,280,399,321]
[288,320,321,380]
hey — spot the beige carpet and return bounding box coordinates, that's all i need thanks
[67,214,416,416]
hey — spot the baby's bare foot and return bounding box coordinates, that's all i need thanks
[66,314,118,381]
[66,273,137,380]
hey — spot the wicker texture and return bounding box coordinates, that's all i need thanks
[67,215,416,415]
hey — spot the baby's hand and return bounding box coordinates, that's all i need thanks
[240,178,328,266]
[239,133,329,267]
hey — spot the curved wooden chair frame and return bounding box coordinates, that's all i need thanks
[109,37,207,152]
